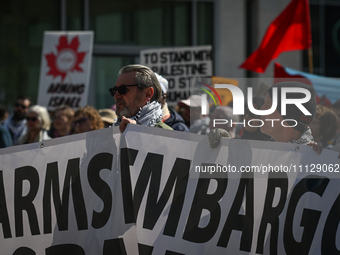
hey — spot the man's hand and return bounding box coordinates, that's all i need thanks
[309,141,340,159]
[119,116,137,133]
[309,141,323,155]
[208,128,231,148]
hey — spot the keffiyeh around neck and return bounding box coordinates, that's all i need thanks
[289,127,314,145]
[115,101,163,127]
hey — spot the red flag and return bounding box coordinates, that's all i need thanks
[240,0,311,73]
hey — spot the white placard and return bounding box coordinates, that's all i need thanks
[140,45,213,106]
[37,31,94,110]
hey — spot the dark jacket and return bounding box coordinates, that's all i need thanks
[164,108,190,132]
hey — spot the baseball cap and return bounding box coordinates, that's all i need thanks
[99,109,117,124]
[155,73,168,94]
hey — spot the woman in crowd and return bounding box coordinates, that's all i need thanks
[310,105,338,148]
[17,105,51,144]
[73,106,104,134]
[48,105,74,138]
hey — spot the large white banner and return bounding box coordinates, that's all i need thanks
[140,45,212,106]
[37,31,94,111]
[0,125,339,254]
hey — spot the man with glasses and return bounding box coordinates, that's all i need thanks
[4,95,32,144]
[109,64,172,133]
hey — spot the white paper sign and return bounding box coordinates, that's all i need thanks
[37,31,94,110]
[140,45,212,106]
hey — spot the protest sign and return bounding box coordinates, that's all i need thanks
[140,45,212,106]
[0,125,339,254]
[37,31,94,111]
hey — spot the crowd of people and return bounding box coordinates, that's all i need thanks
[0,64,339,156]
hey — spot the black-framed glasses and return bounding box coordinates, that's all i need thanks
[108,84,140,97]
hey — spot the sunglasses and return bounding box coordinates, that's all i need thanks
[26,117,38,122]
[109,84,141,97]
[73,117,88,126]
[15,103,28,109]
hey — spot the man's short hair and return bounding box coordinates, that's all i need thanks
[17,95,32,105]
[119,64,162,102]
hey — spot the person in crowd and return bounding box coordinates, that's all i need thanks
[178,95,209,134]
[0,104,12,148]
[4,95,32,144]
[156,73,189,132]
[17,105,51,144]
[48,105,75,138]
[309,105,337,148]
[109,64,172,132]
[259,82,316,144]
[209,106,239,138]
[99,108,117,128]
[331,99,340,145]
[240,96,271,141]
[208,81,317,147]
[73,106,104,134]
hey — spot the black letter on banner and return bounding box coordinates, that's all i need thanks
[120,148,139,223]
[182,176,228,243]
[15,166,40,237]
[43,159,87,232]
[142,156,190,236]
[57,158,87,231]
[217,172,254,252]
[13,247,35,255]
[88,153,113,229]
[43,162,61,234]
[45,244,85,254]
[0,171,11,238]
[165,251,185,255]
[256,172,288,255]
[135,154,190,236]
[103,238,127,255]
[284,176,329,255]
[138,243,154,255]
[322,191,340,254]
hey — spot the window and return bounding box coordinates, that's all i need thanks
[0,0,59,107]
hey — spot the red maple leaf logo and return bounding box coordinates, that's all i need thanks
[45,35,86,81]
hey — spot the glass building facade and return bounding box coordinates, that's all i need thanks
[0,0,337,111]
[0,0,213,111]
